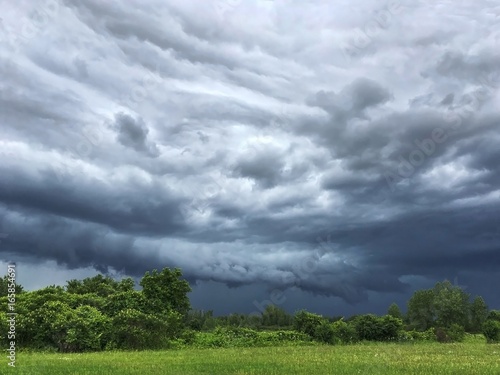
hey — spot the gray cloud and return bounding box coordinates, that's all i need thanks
[115,113,159,157]
[1,0,500,315]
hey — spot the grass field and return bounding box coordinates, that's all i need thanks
[12,340,500,375]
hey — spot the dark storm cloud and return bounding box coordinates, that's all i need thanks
[115,113,159,157]
[308,78,392,118]
[231,146,286,189]
[1,0,500,314]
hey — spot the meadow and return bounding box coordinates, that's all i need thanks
[14,339,500,375]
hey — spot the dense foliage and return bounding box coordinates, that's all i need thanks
[1,269,498,352]
[0,268,190,351]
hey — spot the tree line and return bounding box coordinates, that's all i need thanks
[1,268,499,352]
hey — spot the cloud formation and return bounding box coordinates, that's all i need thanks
[1,0,500,315]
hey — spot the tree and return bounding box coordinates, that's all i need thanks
[63,305,110,352]
[407,289,435,330]
[39,300,78,352]
[330,319,358,344]
[102,290,146,317]
[469,296,488,333]
[66,275,134,297]
[314,320,335,344]
[432,280,470,328]
[293,310,324,337]
[482,320,500,343]
[387,303,403,320]
[109,308,182,350]
[262,305,293,327]
[487,310,500,322]
[406,281,470,331]
[379,315,403,341]
[12,287,73,348]
[186,309,214,331]
[352,314,382,341]
[0,275,24,295]
[139,268,191,317]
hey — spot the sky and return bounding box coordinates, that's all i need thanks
[1,0,500,317]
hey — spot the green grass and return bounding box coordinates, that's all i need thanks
[9,340,500,375]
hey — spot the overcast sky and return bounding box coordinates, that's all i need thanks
[1,0,500,316]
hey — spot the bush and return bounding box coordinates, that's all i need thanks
[446,324,465,342]
[193,328,311,348]
[353,314,382,341]
[211,327,260,347]
[66,305,110,351]
[487,310,500,323]
[379,315,403,341]
[179,329,197,345]
[482,320,500,343]
[351,314,403,342]
[434,324,465,343]
[293,310,324,338]
[331,320,358,344]
[435,327,451,343]
[313,321,334,344]
[399,328,436,342]
[109,309,181,350]
[258,330,311,344]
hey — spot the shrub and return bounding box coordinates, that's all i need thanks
[313,321,334,344]
[209,327,260,347]
[434,324,465,343]
[487,310,500,322]
[435,327,451,343]
[258,330,310,344]
[379,315,403,341]
[65,305,110,351]
[193,328,311,348]
[482,320,500,343]
[179,329,197,345]
[331,320,358,344]
[293,310,324,338]
[446,323,465,342]
[399,328,436,342]
[109,309,181,350]
[353,314,382,341]
[351,314,403,342]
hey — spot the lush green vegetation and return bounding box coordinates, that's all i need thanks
[1,268,500,353]
[1,267,500,373]
[14,339,500,374]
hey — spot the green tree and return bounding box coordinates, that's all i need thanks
[314,320,335,343]
[262,305,293,327]
[432,280,470,328]
[0,275,24,295]
[352,314,382,341]
[330,319,358,344]
[140,268,191,317]
[102,290,146,317]
[109,308,182,350]
[186,309,214,331]
[351,314,402,341]
[66,275,134,297]
[487,310,500,322]
[293,310,324,337]
[387,303,403,320]
[10,287,72,348]
[62,305,110,352]
[469,296,488,333]
[407,289,435,330]
[37,300,78,351]
[379,315,403,341]
[482,320,500,343]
